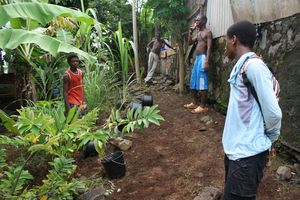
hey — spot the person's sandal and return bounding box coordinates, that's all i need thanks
[191,106,208,114]
[184,102,197,109]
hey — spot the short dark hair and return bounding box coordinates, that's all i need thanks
[201,15,207,23]
[67,52,79,63]
[155,31,161,38]
[227,21,256,48]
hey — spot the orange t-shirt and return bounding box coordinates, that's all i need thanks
[66,68,84,105]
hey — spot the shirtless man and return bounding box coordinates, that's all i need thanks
[184,15,212,113]
[144,32,176,84]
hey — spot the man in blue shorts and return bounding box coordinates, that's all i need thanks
[184,15,212,113]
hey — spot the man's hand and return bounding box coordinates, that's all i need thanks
[80,103,87,110]
[203,61,209,71]
[190,22,197,31]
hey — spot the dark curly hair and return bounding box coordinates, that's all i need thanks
[227,21,256,49]
[67,52,79,63]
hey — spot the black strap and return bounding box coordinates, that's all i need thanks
[241,56,262,112]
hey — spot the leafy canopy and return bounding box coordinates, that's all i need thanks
[146,0,188,40]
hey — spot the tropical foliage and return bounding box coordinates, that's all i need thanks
[0,0,170,198]
[146,0,188,94]
[0,101,164,198]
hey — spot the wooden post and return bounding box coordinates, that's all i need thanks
[132,0,141,84]
[178,42,185,95]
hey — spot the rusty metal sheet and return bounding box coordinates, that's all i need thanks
[207,0,234,38]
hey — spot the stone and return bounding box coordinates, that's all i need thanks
[159,79,166,84]
[276,166,292,180]
[275,21,282,31]
[77,187,86,195]
[118,139,132,151]
[166,80,173,85]
[282,19,292,32]
[293,163,300,176]
[272,33,282,42]
[199,127,207,132]
[172,84,179,93]
[287,29,294,47]
[205,120,213,126]
[295,32,300,44]
[193,186,222,200]
[82,186,105,200]
[200,116,212,123]
[268,43,281,56]
[259,30,267,50]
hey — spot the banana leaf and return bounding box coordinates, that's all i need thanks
[0,2,95,27]
[0,29,96,63]
[56,29,73,44]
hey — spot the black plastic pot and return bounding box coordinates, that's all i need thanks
[141,95,153,107]
[117,122,128,132]
[81,141,98,158]
[117,116,128,133]
[101,151,126,179]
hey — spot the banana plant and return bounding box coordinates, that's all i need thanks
[0,2,95,27]
[0,29,95,63]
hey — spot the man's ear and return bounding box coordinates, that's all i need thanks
[232,35,237,45]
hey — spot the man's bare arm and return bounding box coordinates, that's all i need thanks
[206,30,212,62]
[147,39,155,49]
[188,31,197,45]
[163,40,176,50]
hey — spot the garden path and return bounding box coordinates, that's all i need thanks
[78,89,300,200]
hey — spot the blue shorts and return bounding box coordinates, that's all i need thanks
[190,54,208,90]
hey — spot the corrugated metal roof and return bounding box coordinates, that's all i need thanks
[207,0,234,38]
[230,0,300,23]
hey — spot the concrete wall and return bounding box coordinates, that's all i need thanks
[230,0,300,23]
[209,14,300,150]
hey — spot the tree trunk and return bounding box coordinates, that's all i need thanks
[178,42,185,95]
[16,65,37,105]
[132,0,141,84]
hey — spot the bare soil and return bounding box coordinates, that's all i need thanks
[77,90,300,200]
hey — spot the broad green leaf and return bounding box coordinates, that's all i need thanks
[152,114,165,121]
[56,29,73,44]
[148,118,160,126]
[0,109,18,133]
[10,18,25,29]
[142,119,149,128]
[0,29,96,63]
[0,2,95,26]
[28,144,48,153]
